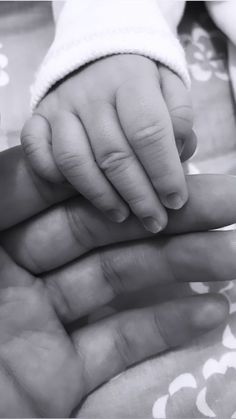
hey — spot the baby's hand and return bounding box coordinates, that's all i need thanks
[22,55,195,233]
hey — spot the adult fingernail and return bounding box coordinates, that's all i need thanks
[193,294,229,331]
[107,209,129,223]
[142,217,163,234]
[164,295,229,347]
[165,193,185,210]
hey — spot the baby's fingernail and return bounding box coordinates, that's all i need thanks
[107,209,129,223]
[164,193,185,210]
[192,127,198,139]
[142,217,163,234]
[176,138,185,156]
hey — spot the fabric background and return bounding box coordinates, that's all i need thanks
[1,2,236,418]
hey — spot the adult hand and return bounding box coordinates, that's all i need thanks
[0,147,234,417]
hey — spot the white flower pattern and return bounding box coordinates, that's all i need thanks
[0,43,9,87]
[152,351,236,418]
[181,27,229,83]
[152,280,236,418]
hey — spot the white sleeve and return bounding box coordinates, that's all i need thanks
[52,1,65,22]
[31,0,190,109]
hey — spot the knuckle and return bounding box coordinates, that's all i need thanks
[99,251,125,297]
[56,151,85,175]
[128,193,150,210]
[152,308,170,348]
[114,319,133,368]
[131,121,169,151]
[46,277,72,322]
[98,149,133,174]
[65,200,95,252]
[21,132,39,158]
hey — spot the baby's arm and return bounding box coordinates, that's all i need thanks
[22,0,195,233]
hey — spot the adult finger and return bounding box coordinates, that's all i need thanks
[1,197,148,274]
[116,75,188,210]
[21,114,64,183]
[0,148,234,233]
[45,230,236,322]
[72,294,228,394]
[0,247,227,416]
[80,101,167,233]
[0,147,75,230]
[3,175,236,274]
[52,111,129,223]
[159,65,197,162]
[0,247,81,417]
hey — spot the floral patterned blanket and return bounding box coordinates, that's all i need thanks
[1,2,236,418]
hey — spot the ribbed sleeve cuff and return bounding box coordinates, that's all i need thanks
[31,0,190,109]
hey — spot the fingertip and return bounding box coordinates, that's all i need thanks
[180,129,198,162]
[163,192,187,210]
[141,207,168,235]
[106,207,130,223]
[161,181,189,210]
[192,293,229,332]
[156,294,229,349]
[160,130,197,210]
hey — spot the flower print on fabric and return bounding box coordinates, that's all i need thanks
[0,43,9,87]
[181,26,229,83]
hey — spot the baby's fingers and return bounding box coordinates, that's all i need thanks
[79,102,167,233]
[159,66,197,162]
[116,77,188,210]
[51,111,129,222]
[21,114,64,182]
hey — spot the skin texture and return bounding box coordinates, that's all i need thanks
[21,55,196,233]
[0,147,234,416]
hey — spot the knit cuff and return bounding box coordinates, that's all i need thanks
[31,0,190,109]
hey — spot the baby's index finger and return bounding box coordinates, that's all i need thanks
[159,65,197,162]
[116,76,188,211]
[51,110,130,223]
[77,100,168,234]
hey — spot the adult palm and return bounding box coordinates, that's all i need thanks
[0,147,235,417]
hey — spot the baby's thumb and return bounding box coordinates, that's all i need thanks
[21,114,64,183]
